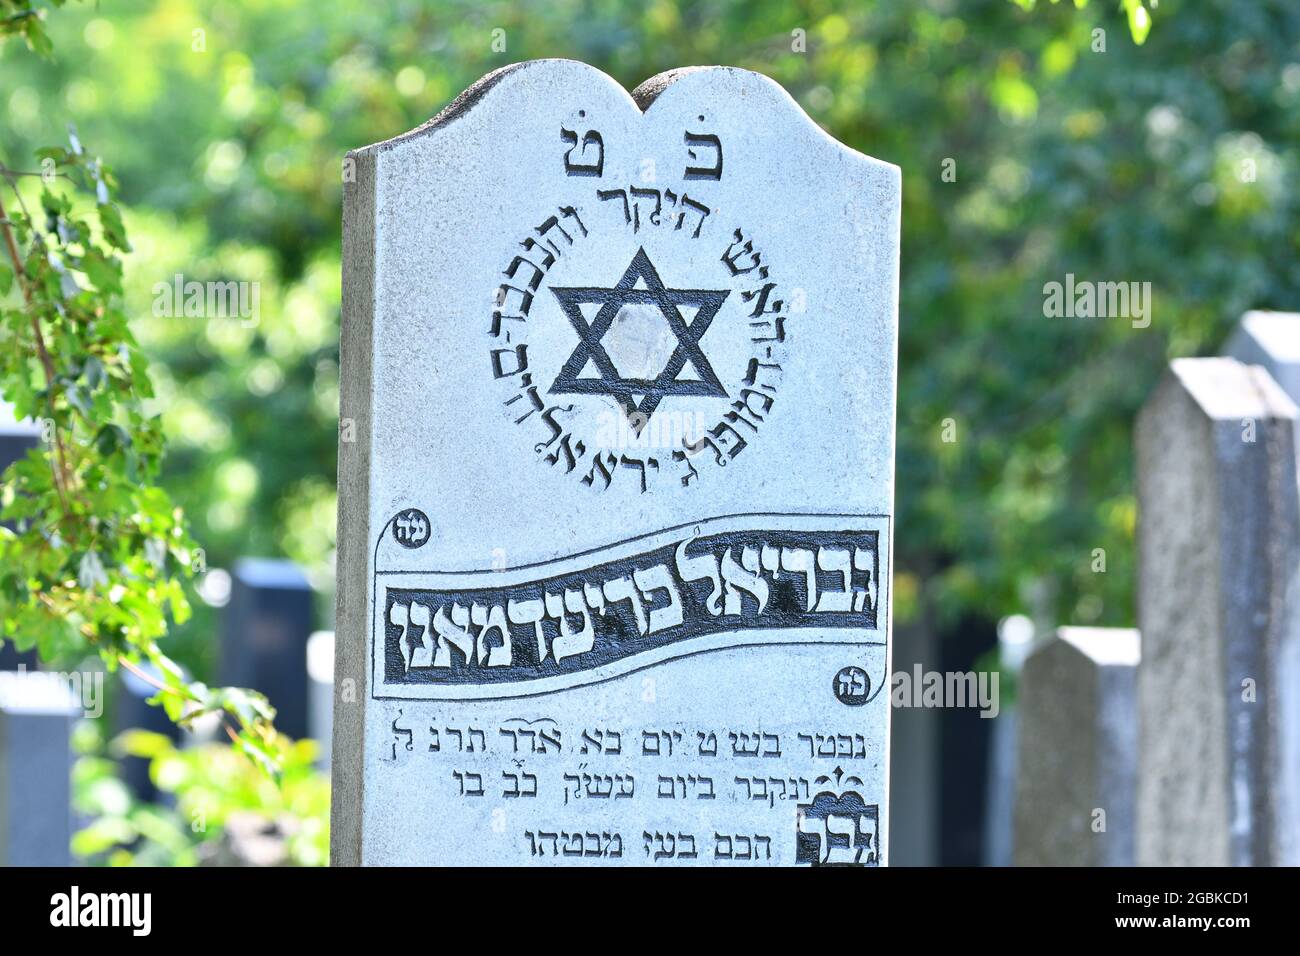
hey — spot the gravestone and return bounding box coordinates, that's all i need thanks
[0,671,77,865]
[307,630,334,768]
[936,613,998,863]
[1012,627,1139,866]
[0,404,41,671]
[1224,311,1300,404]
[115,662,183,802]
[220,559,314,741]
[1136,357,1300,866]
[0,401,40,476]
[887,618,940,865]
[334,60,900,866]
[982,614,1035,866]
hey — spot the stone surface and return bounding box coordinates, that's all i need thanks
[1136,357,1300,866]
[334,60,900,866]
[887,619,940,865]
[1013,627,1139,866]
[0,404,40,670]
[0,672,77,866]
[981,615,1035,866]
[307,630,334,768]
[1225,311,1300,404]
[220,558,314,741]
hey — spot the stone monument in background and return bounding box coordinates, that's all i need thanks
[1136,357,1300,866]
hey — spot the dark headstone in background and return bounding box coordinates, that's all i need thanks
[0,641,37,672]
[220,559,314,741]
[0,674,77,865]
[0,409,41,671]
[938,614,998,866]
[888,619,941,865]
[0,406,40,475]
[115,664,183,803]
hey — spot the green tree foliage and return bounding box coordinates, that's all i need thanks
[4,0,1294,648]
[0,0,288,800]
[72,722,328,866]
[3,0,1297,864]
[1012,0,1154,46]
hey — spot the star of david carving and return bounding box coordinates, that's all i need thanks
[549,247,730,430]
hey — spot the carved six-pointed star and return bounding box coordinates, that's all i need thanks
[549,246,729,428]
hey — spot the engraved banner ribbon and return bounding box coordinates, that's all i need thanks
[372,513,889,700]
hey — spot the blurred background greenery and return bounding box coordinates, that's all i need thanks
[3,0,1297,861]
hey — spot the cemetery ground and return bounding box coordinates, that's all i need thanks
[0,0,1293,931]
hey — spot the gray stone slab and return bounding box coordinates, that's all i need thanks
[220,558,314,741]
[1225,311,1300,405]
[334,60,900,866]
[887,619,940,865]
[1135,357,1300,865]
[982,614,1035,867]
[0,672,77,866]
[1013,627,1139,866]
[307,630,334,768]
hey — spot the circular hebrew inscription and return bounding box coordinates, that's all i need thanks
[833,665,872,707]
[391,508,431,549]
[488,190,790,493]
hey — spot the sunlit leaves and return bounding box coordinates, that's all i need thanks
[0,124,287,777]
[0,0,69,57]
[1010,0,1155,45]
[1124,0,1153,45]
[73,721,329,866]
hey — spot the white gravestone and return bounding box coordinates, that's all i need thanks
[307,630,334,769]
[1224,311,1300,405]
[334,60,900,866]
[1013,627,1139,866]
[1136,357,1300,866]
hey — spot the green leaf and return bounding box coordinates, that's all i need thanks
[71,817,138,857]
[80,249,121,295]
[93,423,128,455]
[1125,1,1152,45]
[96,202,131,253]
[111,728,174,760]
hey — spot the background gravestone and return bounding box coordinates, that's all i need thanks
[1013,627,1139,866]
[115,663,183,803]
[307,630,334,768]
[334,60,900,866]
[0,673,77,866]
[982,615,1034,867]
[1136,357,1300,866]
[220,559,314,741]
[887,618,940,865]
[0,404,41,671]
[1224,311,1300,405]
